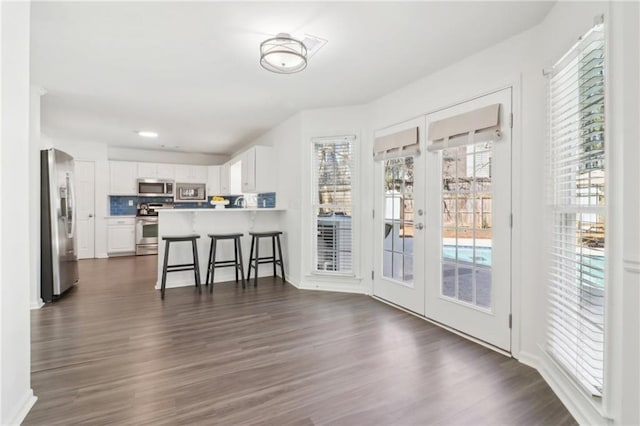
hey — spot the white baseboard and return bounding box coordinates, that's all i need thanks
[30,299,44,310]
[6,389,36,426]
[154,270,287,290]
[298,282,366,294]
[515,350,539,369]
[285,277,300,288]
[519,350,609,425]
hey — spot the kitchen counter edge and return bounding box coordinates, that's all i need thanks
[158,208,286,213]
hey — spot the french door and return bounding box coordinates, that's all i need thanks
[372,118,426,315]
[373,88,512,352]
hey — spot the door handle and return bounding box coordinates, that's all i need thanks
[88,214,94,218]
[417,209,424,216]
[415,223,424,230]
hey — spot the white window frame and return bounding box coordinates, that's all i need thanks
[310,135,358,277]
[546,19,607,399]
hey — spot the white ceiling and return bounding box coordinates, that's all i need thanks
[31,1,554,155]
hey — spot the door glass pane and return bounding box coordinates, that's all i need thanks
[441,142,493,309]
[383,156,414,285]
[442,262,456,297]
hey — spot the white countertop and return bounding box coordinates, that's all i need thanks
[159,208,285,213]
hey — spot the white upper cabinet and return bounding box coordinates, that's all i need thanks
[110,161,212,194]
[137,163,157,179]
[136,163,175,180]
[207,166,221,196]
[156,163,175,180]
[109,161,137,195]
[219,163,230,195]
[174,164,208,183]
[241,146,275,193]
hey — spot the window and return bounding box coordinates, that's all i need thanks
[547,21,605,397]
[312,137,355,273]
[383,156,414,284]
[441,143,493,308]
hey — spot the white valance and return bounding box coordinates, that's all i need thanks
[373,127,419,161]
[427,103,502,152]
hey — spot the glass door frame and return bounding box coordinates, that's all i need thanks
[424,87,513,352]
[372,117,426,316]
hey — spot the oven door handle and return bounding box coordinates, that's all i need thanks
[137,217,159,223]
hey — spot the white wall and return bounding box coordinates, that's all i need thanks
[29,87,44,309]
[611,2,640,425]
[0,1,37,424]
[240,113,304,286]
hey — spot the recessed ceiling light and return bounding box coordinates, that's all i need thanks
[137,130,158,138]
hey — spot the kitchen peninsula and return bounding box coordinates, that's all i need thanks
[156,208,286,290]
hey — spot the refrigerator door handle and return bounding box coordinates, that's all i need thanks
[67,172,77,239]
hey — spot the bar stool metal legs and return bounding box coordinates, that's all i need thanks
[160,235,201,300]
[206,233,246,291]
[247,231,285,287]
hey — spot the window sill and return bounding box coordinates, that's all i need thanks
[305,273,362,283]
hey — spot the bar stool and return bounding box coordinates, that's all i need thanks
[205,233,246,290]
[160,235,201,300]
[247,231,285,287]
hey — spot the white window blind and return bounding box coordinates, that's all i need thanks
[547,20,605,397]
[312,136,355,273]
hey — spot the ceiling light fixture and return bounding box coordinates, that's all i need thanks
[137,130,158,138]
[260,33,307,74]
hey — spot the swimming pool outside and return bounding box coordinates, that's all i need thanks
[443,245,605,278]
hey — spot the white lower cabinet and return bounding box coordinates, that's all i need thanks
[107,217,135,255]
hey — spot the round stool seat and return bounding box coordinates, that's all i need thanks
[162,235,200,242]
[249,231,283,237]
[207,233,243,239]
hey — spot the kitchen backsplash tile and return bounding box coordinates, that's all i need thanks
[109,196,137,216]
[257,192,276,208]
[109,196,173,215]
[109,193,276,214]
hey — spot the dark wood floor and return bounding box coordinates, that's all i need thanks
[25,256,575,425]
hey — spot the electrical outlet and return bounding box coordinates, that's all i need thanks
[128,200,133,206]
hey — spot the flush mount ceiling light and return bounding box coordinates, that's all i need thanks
[260,33,308,74]
[137,130,158,138]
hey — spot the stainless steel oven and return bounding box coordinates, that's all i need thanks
[135,202,173,255]
[135,216,158,255]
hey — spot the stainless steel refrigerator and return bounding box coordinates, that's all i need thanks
[41,148,79,302]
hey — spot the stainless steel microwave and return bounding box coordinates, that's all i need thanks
[175,182,206,202]
[137,179,174,197]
